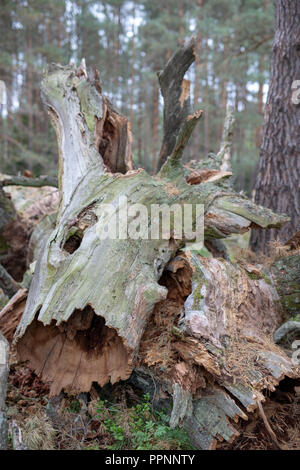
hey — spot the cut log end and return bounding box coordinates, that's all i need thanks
[16,306,133,396]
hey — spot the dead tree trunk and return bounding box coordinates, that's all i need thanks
[6,44,299,449]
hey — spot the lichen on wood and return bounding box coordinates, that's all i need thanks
[6,41,300,449]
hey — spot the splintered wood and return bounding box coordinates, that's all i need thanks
[138,252,300,448]
[0,288,27,342]
[17,307,132,395]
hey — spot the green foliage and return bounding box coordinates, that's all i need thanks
[68,398,81,414]
[96,393,193,450]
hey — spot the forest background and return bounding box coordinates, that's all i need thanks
[0,0,273,196]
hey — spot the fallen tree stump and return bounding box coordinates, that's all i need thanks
[1,40,298,449]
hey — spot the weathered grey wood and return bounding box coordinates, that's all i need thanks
[27,212,57,266]
[169,383,193,429]
[11,420,28,450]
[13,61,289,397]
[159,110,202,175]
[274,320,300,343]
[6,51,298,451]
[156,37,196,171]
[175,253,298,445]
[187,387,247,446]
[135,251,299,449]
[0,263,19,298]
[0,332,9,450]
[217,105,235,173]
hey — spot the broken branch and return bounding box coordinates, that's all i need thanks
[0,175,58,188]
[159,110,203,177]
[217,105,235,173]
[157,37,196,171]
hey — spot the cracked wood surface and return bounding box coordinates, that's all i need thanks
[14,59,290,398]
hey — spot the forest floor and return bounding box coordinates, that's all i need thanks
[6,345,193,450]
[5,341,300,451]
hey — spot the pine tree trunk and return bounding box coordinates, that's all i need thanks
[25,32,33,153]
[255,52,265,148]
[129,19,136,127]
[192,0,202,158]
[203,38,210,154]
[152,78,159,174]
[251,0,300,252]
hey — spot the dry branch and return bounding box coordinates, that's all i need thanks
[0,175,58,189]
[217,104,235,173]
[159,110,203,177]
[257,401,283,450]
